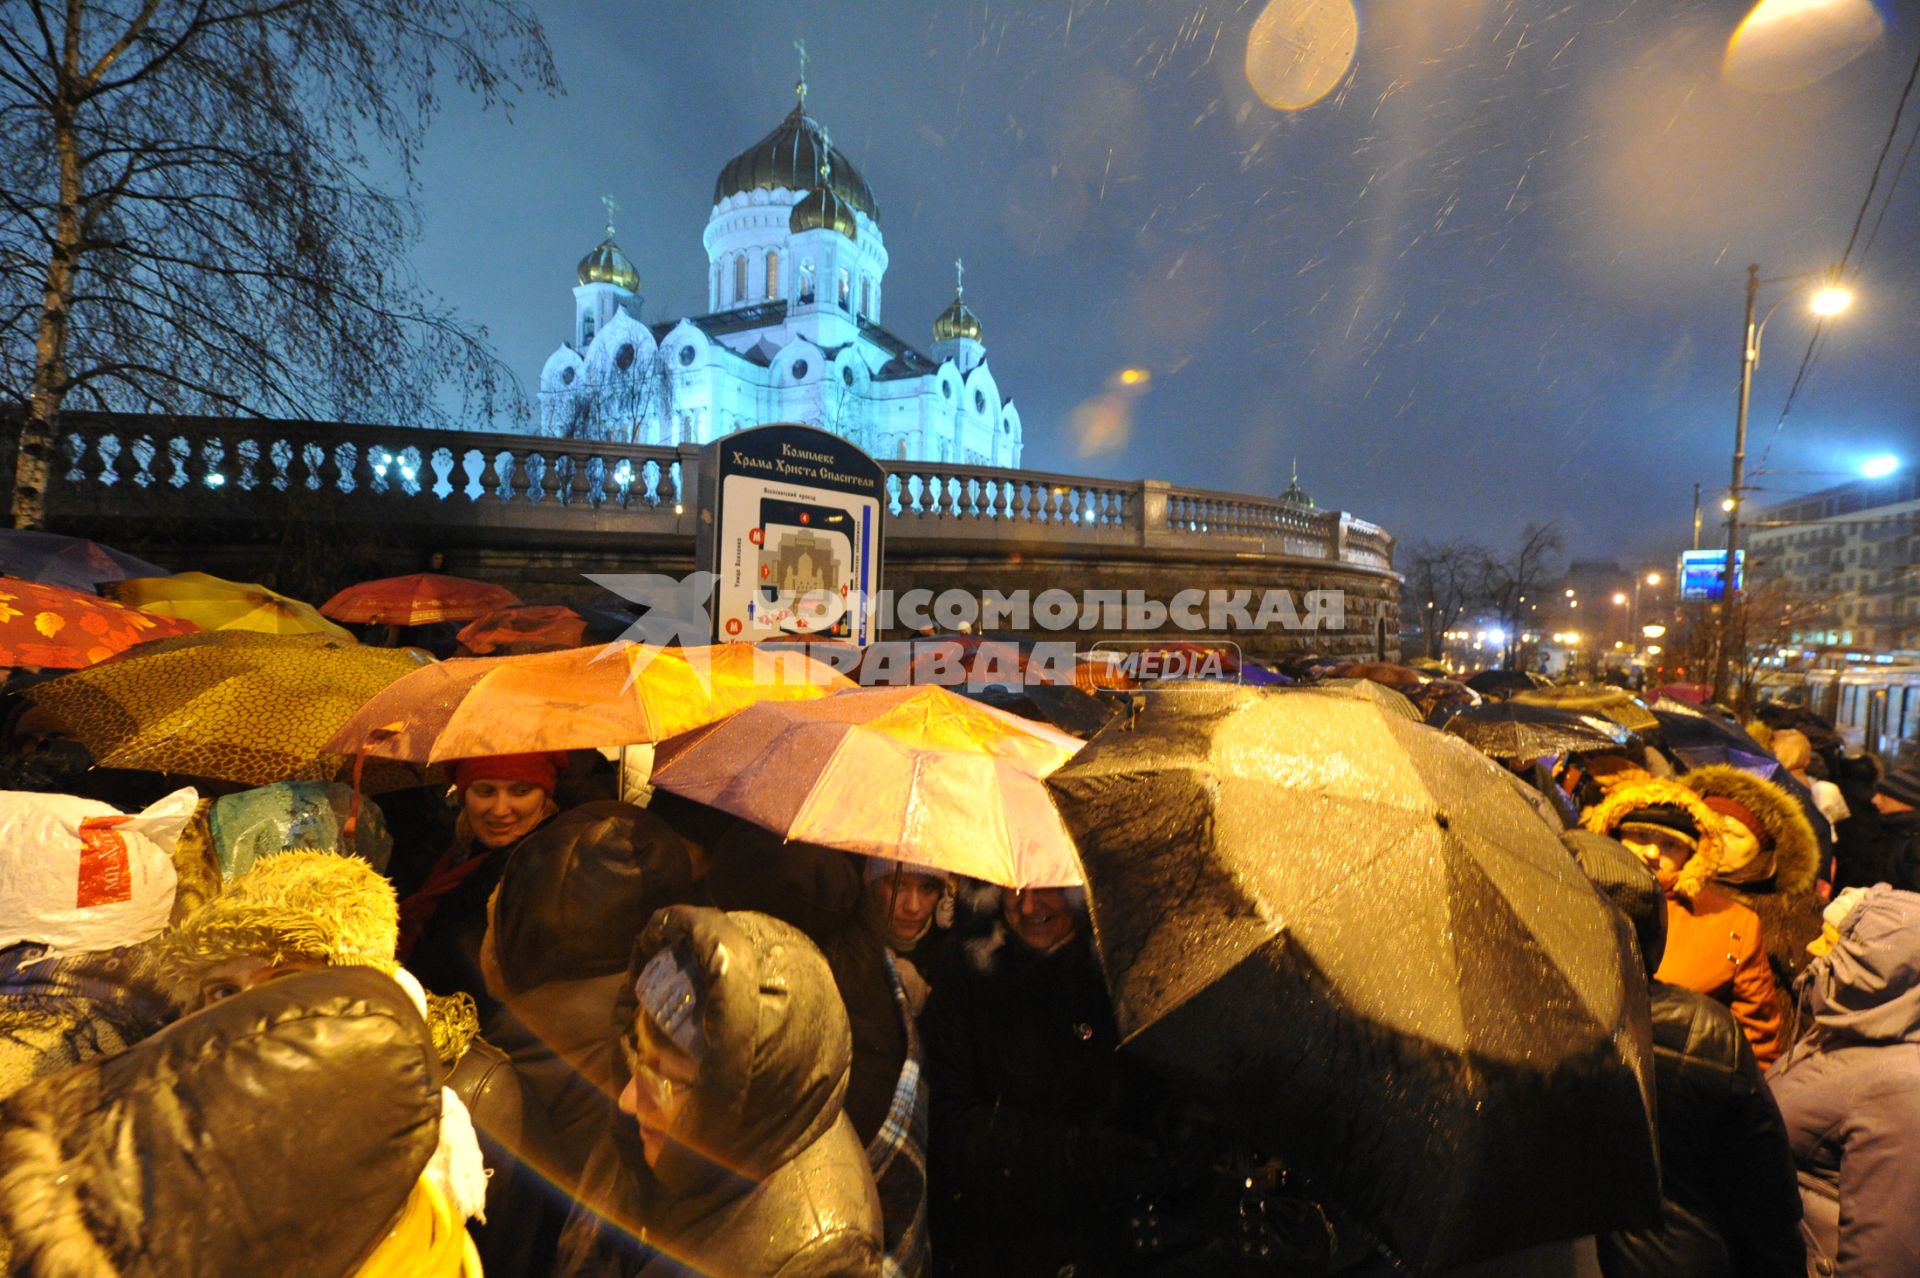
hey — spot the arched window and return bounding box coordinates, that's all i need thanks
[837,268,851,310]
[734,254,748,305]
[765,249,780,299]
[860,276,871,317]
[896,438,908,460]
[581,313,595,346]
[798,261,816,305]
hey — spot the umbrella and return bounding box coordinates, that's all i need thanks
[1512,684,1660,736]
[321,572,521,626]
[1324,660,1431,691]
[454,603,638,656]
[1406,678,1482,726]
[649,685,1086,888]
[1463,668,1549,699]
[24,633,428,788]
[0,531,167,594]
[0,576,200,670]
[108,572,353,640]
[1048,685,1659,1271]
[323,641,853,763]
[964,682,1124,739]
[1444,700,1638,764]
[1318,676,1422,721]
[1652,682,1711,706]
[1650,698,1777,772]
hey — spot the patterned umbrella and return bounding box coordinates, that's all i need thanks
[323,641,854,763]
[649,684,1087,888]
[0,531,167,594]
[108,572,353,641]
[1513,684,1661,736]
[321,573,521,626]
[0,576,199,670]
[24,633,428,787]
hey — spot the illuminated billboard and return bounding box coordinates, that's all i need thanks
[1677,549,1744,603]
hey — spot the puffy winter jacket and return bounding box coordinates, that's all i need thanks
[1768,886,1920,1278]
[0,966,441,1278]
[555,906,884,1278]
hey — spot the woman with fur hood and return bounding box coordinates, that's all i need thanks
[1585,779,1788,1067]
[1678,765,1823,991]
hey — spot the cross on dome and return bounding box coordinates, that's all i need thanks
[795,38,809,104]
[601,194,619,237]
[954,257,965,297]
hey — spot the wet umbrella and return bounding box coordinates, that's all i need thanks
[1649,698,1777,772]
[0,531,167,594]
[1463,668,1550,699]
[108,572,353,640]
[1512,684,1660,737]
[1324,660,1430,691]
[25,633,428,788]
[1318,676,1421,721]
[1444,700,1638,764]
[0,576,200,670]
[964,681,1123,739]
[320,572,520,626]
[454,603,637,655]
[1047,685,1658,1272]
[1406,677,1481,726]
[650,684,1085,888]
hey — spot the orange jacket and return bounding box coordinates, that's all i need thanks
[1655,887,1786,1068]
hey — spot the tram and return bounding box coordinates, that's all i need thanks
[1752,664,1920,761]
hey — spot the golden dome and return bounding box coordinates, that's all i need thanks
[716,105,879,224]
[933,295,982,342]
[577,237,640,292]
[789,185,858,240]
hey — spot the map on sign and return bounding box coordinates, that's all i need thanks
[716,475,874,640]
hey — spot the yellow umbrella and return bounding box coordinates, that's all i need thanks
[108,572,354,641]
[648,685,1087,888]
[26,632,428,787]
[323,641,854,763]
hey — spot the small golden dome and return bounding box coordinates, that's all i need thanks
[789,185,858,240]
[933,295,982,342]
[577,237,640,292]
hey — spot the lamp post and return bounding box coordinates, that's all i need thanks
[1711,264,1853,707]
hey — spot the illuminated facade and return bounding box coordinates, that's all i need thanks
[538,84,1022,467]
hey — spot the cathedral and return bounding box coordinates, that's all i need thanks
[538,76,1023,468]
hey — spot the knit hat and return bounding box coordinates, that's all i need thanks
[1614,804,1700,845]
[1701,794,1771,850]
[1875,763,1920,809]
[160,850,399,1002]
[863,856,952,886]
[452,751,566,795]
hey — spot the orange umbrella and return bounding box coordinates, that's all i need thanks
[649,685,1087,888]
[0,576,199,670]
[455,604,636,656]
[320,573,520,626]
[322,642,854,763]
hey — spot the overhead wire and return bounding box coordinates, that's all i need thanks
[1756,40,1920,471]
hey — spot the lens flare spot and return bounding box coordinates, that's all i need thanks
[1725,0,1884,94]
[1245,0,1359,112]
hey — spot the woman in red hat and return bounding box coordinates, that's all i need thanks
[398,751,567,1018]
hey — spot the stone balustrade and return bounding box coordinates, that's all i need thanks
[31,412,1393,572]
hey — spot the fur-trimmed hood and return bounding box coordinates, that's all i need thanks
[1582,779,1725,900]
[1679,764,1820,896]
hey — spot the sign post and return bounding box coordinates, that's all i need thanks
[696,423,885,645]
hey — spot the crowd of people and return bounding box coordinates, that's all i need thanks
[2,640,1919,1278]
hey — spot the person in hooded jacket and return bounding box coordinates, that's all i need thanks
[1584,778,1788,1067]
[704,827,930,1278]
[1836,763,1920,894]
[555,904,884,1278]
[1767,884,1920,1278]
[866,857,959,1015]
[1679,764,1824,991]
[0,966,472,1278]
[160,848,541,1276]
[479,799,699,1187]
[1562,830,1805,1278]
[398,750,567,1021]
[922,884,1166,1278]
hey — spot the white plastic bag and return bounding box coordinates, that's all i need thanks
[0,787,197,955]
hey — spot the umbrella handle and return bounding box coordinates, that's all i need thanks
[344,723,403,845]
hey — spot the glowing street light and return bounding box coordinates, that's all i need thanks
[1643,623,1668,639]
[1645,572,1662,586]
[1861,454,1900,479]
[1810,285,1853,318]
[1721,496,1737,513]
[1612,592,1628,605]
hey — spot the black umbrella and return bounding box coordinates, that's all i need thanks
[964,682,1124,739]
[1463,668,1548,699]
[1048,686,1658,1273]
[1444,701,1638,764]
[1650,697,1772,769]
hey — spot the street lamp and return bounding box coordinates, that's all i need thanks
[1713,263,1854,706]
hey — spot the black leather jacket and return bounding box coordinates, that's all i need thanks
[1597,982,1806,1278]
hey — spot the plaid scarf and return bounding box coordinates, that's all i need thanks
[868,951,930,1278]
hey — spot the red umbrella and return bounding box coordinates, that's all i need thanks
[320,573,519,626]
[0,576,199,670]
[455,604,636,656]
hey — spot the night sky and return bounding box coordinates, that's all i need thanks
[406,0,1920,564]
